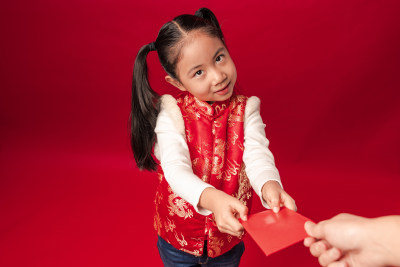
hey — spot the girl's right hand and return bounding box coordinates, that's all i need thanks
[198,188,248,237]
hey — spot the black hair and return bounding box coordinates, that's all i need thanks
[130,7,225,171]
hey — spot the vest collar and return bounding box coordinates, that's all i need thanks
[181,92,233,120]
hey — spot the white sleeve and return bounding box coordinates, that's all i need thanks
[243,96,282,209]
[154,95,214,215]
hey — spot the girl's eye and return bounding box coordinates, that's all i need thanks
[195,70,203,76]
[216,55,224,62]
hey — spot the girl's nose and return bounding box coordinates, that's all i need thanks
[212,68,226,86]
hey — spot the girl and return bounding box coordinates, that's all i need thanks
[130,7,296,266]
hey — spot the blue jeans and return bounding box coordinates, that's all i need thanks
[157,236,245,267]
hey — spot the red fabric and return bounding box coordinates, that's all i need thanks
[155,93,252,257]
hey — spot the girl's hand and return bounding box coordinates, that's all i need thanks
[261,180,297,213]
[198,188,248,237]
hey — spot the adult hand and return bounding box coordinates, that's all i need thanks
[304,213,400,267]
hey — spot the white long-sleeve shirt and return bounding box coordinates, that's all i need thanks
[154,95,282,215]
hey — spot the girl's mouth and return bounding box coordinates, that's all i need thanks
[215,82,230,95]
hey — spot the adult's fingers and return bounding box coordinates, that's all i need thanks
[309,240,332,258]
[304,236,317,247]
[327,260,348,267]
[318,247,342,267]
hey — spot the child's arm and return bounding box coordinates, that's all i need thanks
[243,97,296,212]
[198,187,248,237]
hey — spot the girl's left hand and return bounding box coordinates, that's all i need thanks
[261,180,297,213]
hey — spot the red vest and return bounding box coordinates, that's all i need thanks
[154,92,253,257]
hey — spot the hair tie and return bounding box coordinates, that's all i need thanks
[148,42,156,51]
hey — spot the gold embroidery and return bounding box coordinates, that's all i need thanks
[194,97,213,115]
[165,218,176,233]
[157,172,163,182]
[154,211,162,234]
[174,231,188,247]
[213,120,222,128]
[154,190,163,205]
[223,159,240,182]
[229,131,239,146]
[208,231,224,257]
[211,138,226,179]
[234,163,252,205]
[228,96,247,127]
[181,248,201,256]
[154,189,164,234]
[167,190,194,219]
[186,128,193,143]
[214,104,227,114]
[238,140,244,151]
[192,157,212,183]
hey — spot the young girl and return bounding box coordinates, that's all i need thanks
[130,7,296,266]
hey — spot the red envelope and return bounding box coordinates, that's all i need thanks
[241,208,312,256]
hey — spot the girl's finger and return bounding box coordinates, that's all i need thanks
[281,192,297,211]
[223,212,245,236]
[219,228,239,237]
[219,221,244,237]
[234,202,248,221]
[267,190,281,213]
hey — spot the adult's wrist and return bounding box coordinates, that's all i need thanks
[369,216,400,266]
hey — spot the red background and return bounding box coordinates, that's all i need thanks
[1,0,399,266]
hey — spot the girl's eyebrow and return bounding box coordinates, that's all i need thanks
[186,47,225,76]
[187,64,202,76]
[213,47,225,59]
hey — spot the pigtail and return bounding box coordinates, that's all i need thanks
[194,7,224,42]
[130,43,160,171]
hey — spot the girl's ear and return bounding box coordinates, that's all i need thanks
[165,75,186,91]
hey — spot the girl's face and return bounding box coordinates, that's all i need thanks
[165,31,237,102]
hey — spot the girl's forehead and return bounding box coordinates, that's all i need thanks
[177,32,225,68]
[184,31,223,50]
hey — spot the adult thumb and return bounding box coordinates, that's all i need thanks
[304,221,325,239]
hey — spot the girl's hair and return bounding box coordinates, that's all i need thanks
[130,7,225,171]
